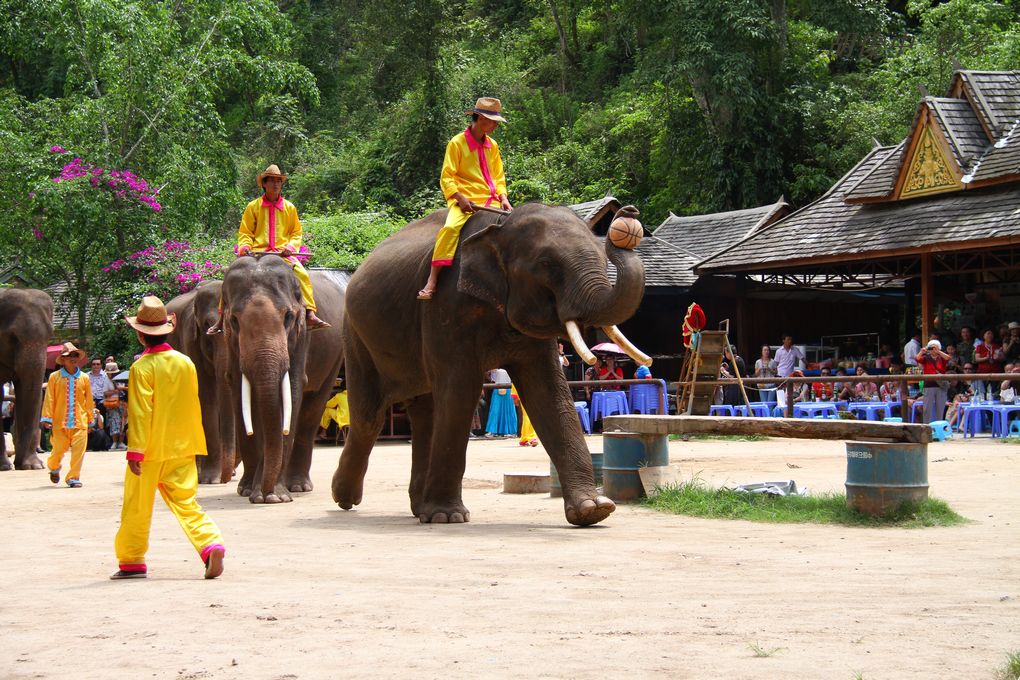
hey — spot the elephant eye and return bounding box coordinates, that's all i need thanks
[229,315,239,333]
[284,310,295,328]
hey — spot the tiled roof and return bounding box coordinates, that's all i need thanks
[631,199,787,288]
[569,196,621,225]
[843,140,906,201]
[696,144,1020,274]
[929,97,989,167]
[967,120,1020,182]
[958,70,1020,138]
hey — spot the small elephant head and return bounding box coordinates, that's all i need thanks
[457,203,649,366]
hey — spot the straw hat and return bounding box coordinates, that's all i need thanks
[1009,321,1020,330]
[256,164,288,189]
[104,361,120,375]
[58,342,82,359]
[125,296,176,335]
[465,97,507,123]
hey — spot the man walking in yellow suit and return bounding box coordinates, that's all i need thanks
[112,296,226,580]
[41,342,91,488]
[207,163,330,333]
[418,97,513,300]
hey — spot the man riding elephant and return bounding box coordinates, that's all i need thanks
[208,164,330,334]
[417,97,513,301]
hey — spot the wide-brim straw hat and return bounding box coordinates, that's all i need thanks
[58,342,82,359]
[125,295,176,335]
[465,97,507,123]
[256,164,288,189]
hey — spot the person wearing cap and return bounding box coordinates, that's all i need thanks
[417,97,512,300]
[41,343,92,488]
[1003,321,1020,364]
[112,296,225,580]
[917,339,950,423]
[207,164,330,334]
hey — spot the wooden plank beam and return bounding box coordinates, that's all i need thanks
[603,415,932,444]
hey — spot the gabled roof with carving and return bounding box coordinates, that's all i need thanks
[844,70,1020,205]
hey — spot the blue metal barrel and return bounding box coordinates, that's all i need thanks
[845,441,928,516]
[603,432,670,502]
[550,452,605,498]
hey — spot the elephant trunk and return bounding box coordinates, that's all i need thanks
[562,239,649,366]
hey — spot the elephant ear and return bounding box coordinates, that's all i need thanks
[457,222,508,310]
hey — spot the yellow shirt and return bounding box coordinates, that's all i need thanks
[440,128,508,207]
[237,195,302,253]
[127,345,207,462]
[41,368,92,430]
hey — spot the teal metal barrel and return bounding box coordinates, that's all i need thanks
[845,441,928,516]
[550,452,604,498]
[603,432,670,502]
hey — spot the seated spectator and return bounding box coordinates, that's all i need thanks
[956,326,977,366]
[584,357,604,400]
[833,367,854,401]
[811,367,835,401]
[853,365,878,401]
[944,343,961,370]
[1004,322,1020,364]
[945,367,974,429]
[974,328,1004,398]
[598,356,624,391]
[776,369,810,411]
[87,408,111,451]
[1000,363,1019,404]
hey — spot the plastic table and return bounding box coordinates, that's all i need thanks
[793,403,838,419]
[847,401,892,421]
[591,391,629,421]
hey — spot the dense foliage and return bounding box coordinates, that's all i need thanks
[2,0,1020,355]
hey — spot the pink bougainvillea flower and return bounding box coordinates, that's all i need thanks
[49,145,67,154]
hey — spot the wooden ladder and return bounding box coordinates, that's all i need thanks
[678,320,753,416]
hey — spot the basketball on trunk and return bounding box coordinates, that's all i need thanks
[608,216,643,250]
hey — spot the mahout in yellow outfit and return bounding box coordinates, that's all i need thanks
[511,385,539,447]
[112,296,225,580]
[41,344,91,487]
[237,193,317,312]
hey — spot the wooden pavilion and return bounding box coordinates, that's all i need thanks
[695,70,1020,349]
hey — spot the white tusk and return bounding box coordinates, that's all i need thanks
[241,374,254,436]
[603,325,653,367]
[565,320,597,366]
[281,371,292,436]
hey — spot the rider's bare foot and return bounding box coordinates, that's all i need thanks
[306,310,331,330]
[417,288,434,301]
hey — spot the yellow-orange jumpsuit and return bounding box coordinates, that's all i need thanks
[114,343,223,575]
[41,367,91,483]
[511,385,538,445]
[238,195,318,312]
[433,128,508,266]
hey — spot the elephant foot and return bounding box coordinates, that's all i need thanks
[417,500,471,524]
[249,484,293,504]
[15,454,44,470]
[564,494,615,527]
[331,468,363,510]
[198,468,223,485]
[0,458,11,472]
[287,476,313,493]
[236,478,253,497]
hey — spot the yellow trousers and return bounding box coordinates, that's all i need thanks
[432,204,473,266]
[114,456,223,569]
[47,427,87,481]
[289,258,317,312]
[519,407,537,445]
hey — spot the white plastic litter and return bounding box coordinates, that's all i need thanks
[731,480,808,497]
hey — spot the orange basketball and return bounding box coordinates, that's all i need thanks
[608,216,643,250]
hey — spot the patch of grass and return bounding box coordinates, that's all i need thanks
[996,650,1020,680]
[748,642,784,658]
[642,477,967,527]
[999,436,1020,444]
[668,433,769,442]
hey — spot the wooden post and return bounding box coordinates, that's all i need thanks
[921,252,933,341]
[785,381,794,418]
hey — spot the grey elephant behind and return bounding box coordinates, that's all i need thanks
[167,281,235,484]
[0,288,54,470]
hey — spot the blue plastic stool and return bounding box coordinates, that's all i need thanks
[709,405,734,416]
[1009,419,1020,437]
[884,417,902,423]
[574,401,592,434]
[929,420,952,441]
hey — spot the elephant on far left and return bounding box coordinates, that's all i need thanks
[0,288,54,471]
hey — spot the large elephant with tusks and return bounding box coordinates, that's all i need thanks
[221,254,344,503]
[332,203,651,526]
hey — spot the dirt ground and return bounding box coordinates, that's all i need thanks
[1,433,1018,680]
